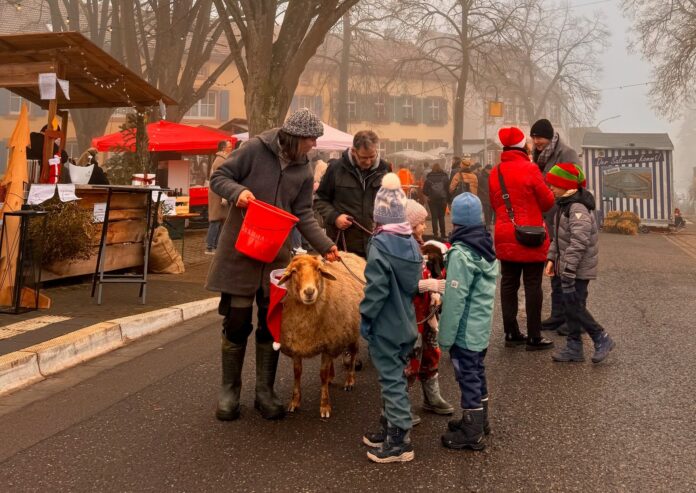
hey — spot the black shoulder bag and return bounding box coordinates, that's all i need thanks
[497,164,547,247]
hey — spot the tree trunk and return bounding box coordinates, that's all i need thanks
[71,108,114,153]
[246,76,293,137]
[453,78,466,156]
[336,13,351,131]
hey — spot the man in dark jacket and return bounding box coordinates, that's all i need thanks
[422,162,450,239]
[477,165,493,229]
[530,118,580,333]
[206,108,339,423]
[315,130,389,257]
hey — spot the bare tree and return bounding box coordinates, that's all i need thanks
[212,0,360,136]
[485,0,608,126]
[387,0,518,155]
[45,0,233,149]
[623,0,696,119]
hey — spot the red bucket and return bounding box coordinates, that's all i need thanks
[235,200,299,262]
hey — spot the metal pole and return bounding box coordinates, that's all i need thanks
[483,98,487,167]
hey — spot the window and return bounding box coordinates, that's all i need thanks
[375,93,387,121]
[298,95,316,113]
[378,139,387,157]
[9,93,23,114]
[503,99,515,124]
[429,98,440,122]
[347,93,357,120]
[549,102,561,124]
[402,95,414,121]
[186,91,217,118]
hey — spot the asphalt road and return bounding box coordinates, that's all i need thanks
[0,233,694,492]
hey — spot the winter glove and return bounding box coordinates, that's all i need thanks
[418,278,446,294]
[359,315,372,341]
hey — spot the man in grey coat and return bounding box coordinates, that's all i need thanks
[206,108,339,422]
[530,118,580,332]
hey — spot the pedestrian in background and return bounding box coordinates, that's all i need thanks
[404,199,454,425]
[207,108,339,423]
[361,173,422,464]
[489,127,555,351]
[530,118,580,334]
[438,192,498,450]
[422,162,450,240]
[545,163,615,363]
[205,140,233,255]
[478,164,493,229]
[449,156,478,197]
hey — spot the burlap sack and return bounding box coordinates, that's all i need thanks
[149,226,185,274]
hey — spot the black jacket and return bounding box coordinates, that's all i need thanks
[314,149,389,256]
[422,170,450,203]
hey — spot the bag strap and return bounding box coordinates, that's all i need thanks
[497,164,517,226]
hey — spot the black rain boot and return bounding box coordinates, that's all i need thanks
[447,395,490,435]
[254,340,285,420]
[366,425,415,463]
[441,409,486,450]
[216,337,246,421]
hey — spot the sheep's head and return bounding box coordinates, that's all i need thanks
[422,243,445,279]
[278,255,337,305]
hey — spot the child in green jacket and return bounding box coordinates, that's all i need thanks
[359,173,423,463]
[438,192,499,450]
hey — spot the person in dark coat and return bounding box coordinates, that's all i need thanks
[489,127,555,351]
[529,118,580,333]
[422,162,450,239]
[314,130,389,257]
[477,165,493,229]
[206,108,339,422]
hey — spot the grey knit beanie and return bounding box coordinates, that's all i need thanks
[373,173,408,225]
[282,108,324,138]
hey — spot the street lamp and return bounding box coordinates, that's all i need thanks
[482,85,500,166]
[595,114,621,129]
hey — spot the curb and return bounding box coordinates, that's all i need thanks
[0,297,220,397]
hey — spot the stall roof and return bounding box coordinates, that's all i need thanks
[582,133,674,151]
[0,32,176,109]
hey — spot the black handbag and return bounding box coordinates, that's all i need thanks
[497,164,547,247]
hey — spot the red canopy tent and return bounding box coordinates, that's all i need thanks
[92,120,236,153]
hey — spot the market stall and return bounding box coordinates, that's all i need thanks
[233,121,353,150]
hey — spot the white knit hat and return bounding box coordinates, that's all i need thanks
[373,173,408,224]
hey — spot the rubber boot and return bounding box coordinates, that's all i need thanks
[552,338,585,362]
[441,409,485,450]
[254,340,285,420]
[448,395,490,435]
[421,376,455,415]
[366,426,415,463]
[591,333,615,364]
[411,410,421,426]
[215,337,246,421]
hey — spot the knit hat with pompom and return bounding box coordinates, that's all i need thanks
[373,173,408,224]
[405,199,428,228]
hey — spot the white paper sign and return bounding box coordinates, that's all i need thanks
[38,73,57,100]
[57,78,70,100]
[57,184,80,202]
[27,184,56,205]
[93,203,107,223]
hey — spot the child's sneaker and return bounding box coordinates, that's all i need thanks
[591,333,615,363]
[204,248,216,255]
[366,426,414,463]
[362,415,387,447]
[552,339,584,362]
[441,409,485,450]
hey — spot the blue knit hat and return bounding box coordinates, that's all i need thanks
[451,192,483,226]
[373,173,408,224]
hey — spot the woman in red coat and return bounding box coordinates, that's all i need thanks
[489,127,555,350]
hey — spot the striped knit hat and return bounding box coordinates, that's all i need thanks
[546,163,586,190]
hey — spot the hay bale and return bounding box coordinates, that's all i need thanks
[616,219,638,235]
[619,211,640,224]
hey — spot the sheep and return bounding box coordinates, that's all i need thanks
[277,252,365,419]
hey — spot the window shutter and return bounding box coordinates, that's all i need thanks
[218,90,229,122]
[385,95,395,123]
[0,89,9,116]
[415,97,424,124]
[314,95,323,119]
[0,140,7,175]
[395,96,404,123]
[439,98,448,126]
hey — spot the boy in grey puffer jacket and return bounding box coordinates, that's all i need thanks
[544,163,615,364]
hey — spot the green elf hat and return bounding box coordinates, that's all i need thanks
[546,163,586,190]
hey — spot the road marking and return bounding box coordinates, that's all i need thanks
[665,236,696,262]
[0,316,72,341]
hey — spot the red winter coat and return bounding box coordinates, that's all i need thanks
[489,150,555,263]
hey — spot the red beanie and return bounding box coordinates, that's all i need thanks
[498,127,526,149]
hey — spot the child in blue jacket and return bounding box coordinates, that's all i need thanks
[359,173,423,463]
[438,193,499,450]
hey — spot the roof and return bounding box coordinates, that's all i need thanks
[0,32,176,109]
[582,133,674,151]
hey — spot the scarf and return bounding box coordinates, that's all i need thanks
[374,222,413,236]
[536,132,559,169]
[449,225,496,263]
